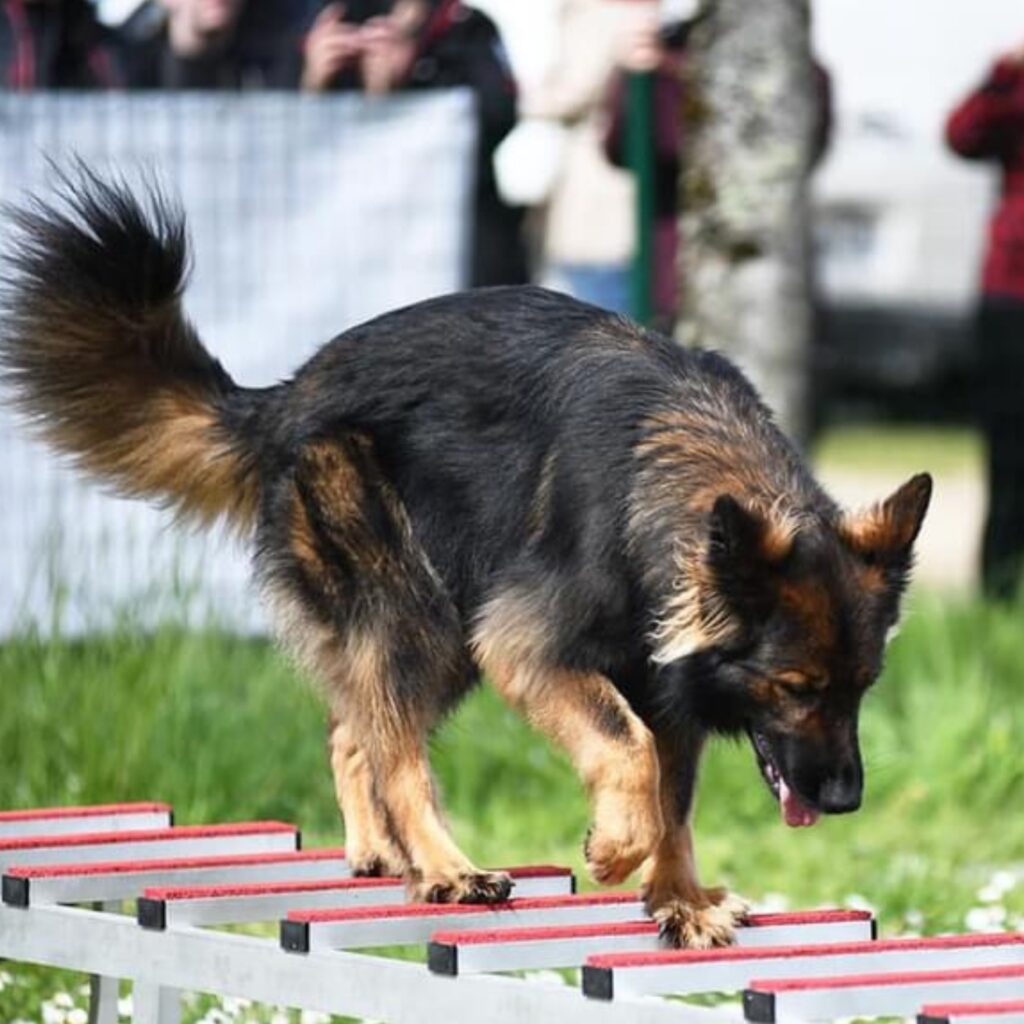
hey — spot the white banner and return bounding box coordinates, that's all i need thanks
[0,90,476,635]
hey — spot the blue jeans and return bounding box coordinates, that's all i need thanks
[548,264,630,316]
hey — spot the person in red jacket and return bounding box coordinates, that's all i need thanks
[946,44,1024,599]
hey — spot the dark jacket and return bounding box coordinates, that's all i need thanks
[1,0,120,89]
[946,58,1024,302]
[401,0,527,287]
[117,1,303,90]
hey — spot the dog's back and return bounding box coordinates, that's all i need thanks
[274,285,822,622]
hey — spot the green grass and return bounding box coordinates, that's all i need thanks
[2,592,1023,1021]
[814,425,984,477]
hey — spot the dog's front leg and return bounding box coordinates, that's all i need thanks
[481,657,664,885]
[642,734,748,948]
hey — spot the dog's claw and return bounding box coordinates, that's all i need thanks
[707,887,751,923]
[459,871,513,904]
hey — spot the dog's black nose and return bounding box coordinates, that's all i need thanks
[815,770,862,815]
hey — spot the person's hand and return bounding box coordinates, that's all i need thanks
[616,20,664,74]
[359,15,418,96]
[302,3,364,92]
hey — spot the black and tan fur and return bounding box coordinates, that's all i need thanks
[0,177,931,945]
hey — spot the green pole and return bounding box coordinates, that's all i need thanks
[626,70,655,326]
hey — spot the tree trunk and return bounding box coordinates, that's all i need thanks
[679,0,817,446]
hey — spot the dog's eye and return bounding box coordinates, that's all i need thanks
[773,670,826,695]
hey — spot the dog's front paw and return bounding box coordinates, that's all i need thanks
[407,869,513,905]
[652,891,748,949]
[584,803,664,886]
[585,826,652,886]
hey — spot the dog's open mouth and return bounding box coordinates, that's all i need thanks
[749,729,821,829]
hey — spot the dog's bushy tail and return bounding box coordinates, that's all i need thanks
[0,172,264,533]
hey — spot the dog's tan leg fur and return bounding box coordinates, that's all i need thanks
[372,730,511,903]
[478,640,663,885]
[641,741,748,948]
[324,674,507,903]
[328,716,406,877]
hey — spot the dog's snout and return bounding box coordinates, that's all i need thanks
[814,765,863,815]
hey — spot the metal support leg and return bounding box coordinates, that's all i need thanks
[88,902,121,1024]
[87,973,120,1024]
[132,981,181,1024]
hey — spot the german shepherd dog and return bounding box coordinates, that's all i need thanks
[0,177,931,947]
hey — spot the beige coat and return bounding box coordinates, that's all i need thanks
[523,0,654,266]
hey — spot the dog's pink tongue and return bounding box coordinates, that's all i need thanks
[780,778,821,828]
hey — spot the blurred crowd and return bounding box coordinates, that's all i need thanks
[0,0,529,286]
[0,0,830,321]
[0,0,760,311]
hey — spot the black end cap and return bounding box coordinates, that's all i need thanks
[137,897,166,931]
[870,916,878,940]
[570,873,578,895]
[743,990,776,1023]
[2,875,29,908]
[918,1017,949,1024]
[281,919,310,953]
[427,941,458,976]
[295,830,303,851]
[581,966,613,1001]
[167,808,176,827]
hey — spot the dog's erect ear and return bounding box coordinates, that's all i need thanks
[841,473,933,562]
[651,496,796,663]
[708,495,762,572]
[707,495,794,589]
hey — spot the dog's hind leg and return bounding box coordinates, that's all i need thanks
[327,714,406,877]
[263,434,510,904]
[641,735,748,948]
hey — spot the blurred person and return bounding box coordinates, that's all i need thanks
[604,13,832,331]
[1,0,121,88]
[520,0,653,315]
[302,0,527,287]
[946,43,1024,599]
[118,0,304,88]
[301,1,386,92]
